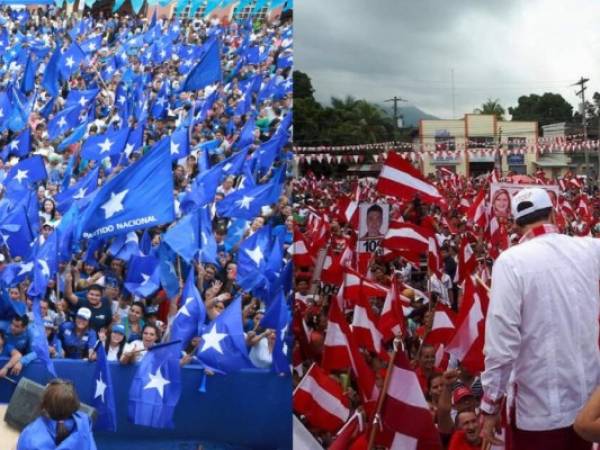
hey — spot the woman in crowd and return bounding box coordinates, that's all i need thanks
[58,308,97,360]
[120,323,160,364]
[103,324,126,362]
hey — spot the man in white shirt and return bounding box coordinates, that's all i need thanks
[481,188,600,450]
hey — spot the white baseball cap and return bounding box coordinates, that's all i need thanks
[76,307,92,321]
[511,188,553,220]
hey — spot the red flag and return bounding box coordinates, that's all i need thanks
[424,303,456,347]
[293,364,350,432]
[292,227,316,268]
[342,269,387,308]
[321,245,353,286]
[381,222,434,254]
[454,236,476,284]
[322,300,378,404]
[445,277,486,373]
[376,151,443,205]
[328,411,366,450]
[466,188,487,229]
[379,279,411,341]
[351,293,384,355]
[380,350,443,450]
[427,237,441,278]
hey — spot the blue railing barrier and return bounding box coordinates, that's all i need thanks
[0,357,292,450]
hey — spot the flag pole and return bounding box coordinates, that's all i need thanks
[367,337,401,450]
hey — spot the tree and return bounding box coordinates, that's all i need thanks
[293,70,315,100]
[508,93,573,129]
[474,98,505,120]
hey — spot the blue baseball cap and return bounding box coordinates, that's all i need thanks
[112,324,125,335]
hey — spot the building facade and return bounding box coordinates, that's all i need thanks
[419,114,538,177]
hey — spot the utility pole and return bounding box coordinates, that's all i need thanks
[496,126,503,175]
[574,76,590,179]
[451,68,456,120]
[385,96,407,136]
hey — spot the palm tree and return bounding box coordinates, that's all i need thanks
[474,98,505,120]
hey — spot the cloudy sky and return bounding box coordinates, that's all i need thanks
[294,0,600,119]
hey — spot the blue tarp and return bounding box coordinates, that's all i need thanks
[0,357,291,450]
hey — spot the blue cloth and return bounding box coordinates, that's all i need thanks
[17,412,97,450]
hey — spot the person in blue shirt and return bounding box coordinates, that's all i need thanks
[0,315,31,378]
[21,320,64,368]
[59,308,97,360]
[17,378,97,450]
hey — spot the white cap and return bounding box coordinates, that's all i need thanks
[511,188,553,220]
[76,307,92,321]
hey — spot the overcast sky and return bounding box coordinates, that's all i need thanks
[294,0,600,119]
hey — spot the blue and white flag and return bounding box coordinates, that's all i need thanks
[76,146,175,240]
[55,167,99,214]
[91,343,117,432]
[195,296,253,373]
[128,340,182,429]
[81,126,130,161]
[124,255,161,298]
[170,267,205,349]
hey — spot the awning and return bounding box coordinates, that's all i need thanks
[534,153,572,167]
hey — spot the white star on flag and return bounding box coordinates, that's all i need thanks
[65,56,75,68]
[143,367,170,398]
[72,187,87,200]
[124,143,134,156]
[170,141,180,155]
[222,163,232,172]
[88,42,96,51]
[98,138,113,153]
[14,170,28,183]
[9,139,19,150]
[94,373,107,402]
[57,116,67,128]
[78,97,88,107]
[140,273,151,285]
[235,195,254,209]
[176,297,194,318]
[101,189,128,219]
[200,325,227,354]
[17,262,33,276]
[156,97,166,107]
[106,66,114,74]
[38,259,50,277]
[245,246,264,265]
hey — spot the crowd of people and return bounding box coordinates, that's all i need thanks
[292,164,600,449]
[0,1,293,441]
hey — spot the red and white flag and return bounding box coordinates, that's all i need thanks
[293,364,350,433]
[380,350,443,450]
[382,223,433,254]
[328,410,366,450]
[292,227,316,267]
[427,237,442,278]
[454,236,476,284]
[322,299,378,404]
[466,188,488,229]
[342,269,388,308]
[445,277,487,373]
[379,279,411,341]
[377,151,443,205]
[351,293,384,355]
[424,303,456,347]
[321,245,353,286]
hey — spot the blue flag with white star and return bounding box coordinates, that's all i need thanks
[181,38,222,92]
[0,204,33,259]
[55,167,99,214]
[124,255,161,298]
[27,228,59,300]
[195,296,253,374]
[259,289,291,375]
[47,105,85,140]
[91,343,117,432]
[59,42,86,79]
[81,126,130,161]
[76,145,175,240]
[157,241,180,298]
[169,126,190,161]
[216,179,277,220]
[66,88,99,109]
[4,154,47,187]
[170,267,205,349]
[150,81,169,119]
[163,209,200,263]
[128,340,182,429]
[31,298,57,377]
[236,225,271,292]
[1,127,30,159]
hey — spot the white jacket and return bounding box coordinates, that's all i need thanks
[481,233,600,430]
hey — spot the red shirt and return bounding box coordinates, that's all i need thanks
[448,430,480,450]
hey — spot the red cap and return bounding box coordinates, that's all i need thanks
[452,386,474,404]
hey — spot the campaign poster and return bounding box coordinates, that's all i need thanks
[490,183,559,219]
[357,202,389,253]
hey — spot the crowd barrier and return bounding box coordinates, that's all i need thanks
[0,357,292,449]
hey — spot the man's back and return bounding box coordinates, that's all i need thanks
[484,233,600,430]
